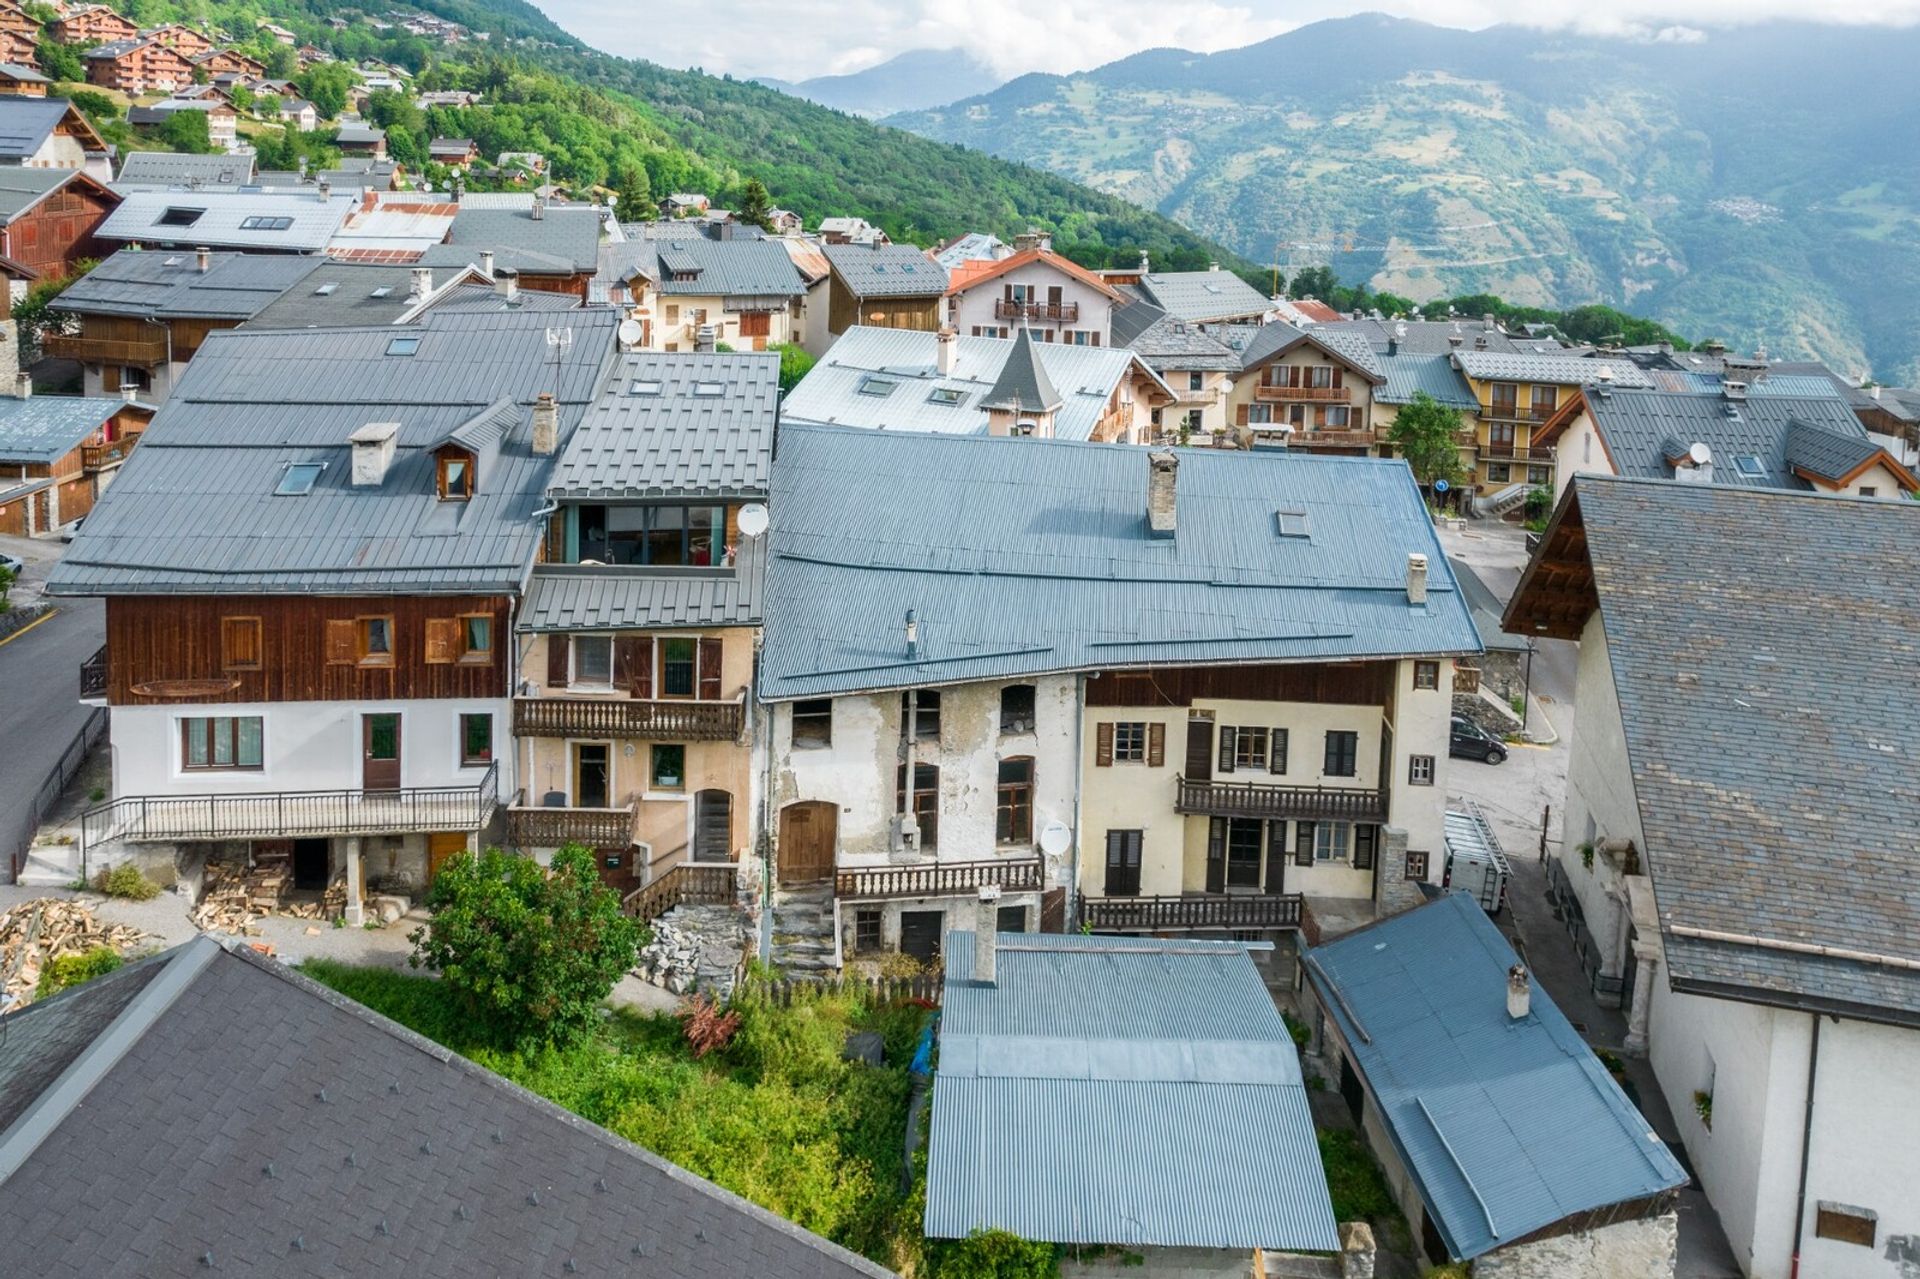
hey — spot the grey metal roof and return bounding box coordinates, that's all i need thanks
[439,205,601,274]
[0,63,49,84]
[1782,418,1887,483]
[1109,297,1164,348]
[602,235,805,299]
[1319,317,1531,356]
[1133,269,1272,324]
[1239,321,1385,382]
[52,248,324,321]
[0,938,893,1278]
[1586,387,1878,491]
[549,350,779,499]
[114,149,255,189]
[1448,559,1529,654]
[46,310,620,597]
[334,124,386,144]
[97,190,353,252]
[517,547,763,631]
[760,425,1480,700]
[1304,895,1686,1262]
[419,280,582,315]
[1453,350,1651,388]
[930,232,1005,269]
[0,98,83,162]
[1375,352,1480,408]
[930,931,1337,1251]
[1115,304,1244,373]
[821,242,946,298]
[0,167,89,222]
[978,327,1060,414]
[0,395,136,464]
[243,260,428,328]
[1548,477,1920,1023]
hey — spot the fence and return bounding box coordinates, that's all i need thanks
[741,973,944,1007]
[6,705,105,882]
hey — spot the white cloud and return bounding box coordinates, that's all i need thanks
[533,0,1920,82]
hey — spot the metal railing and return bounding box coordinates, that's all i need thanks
[835,856,1044,901]
[79,644,107,700]
[993,299,1079,322]
[81,762,499,849]
[506,795,638,849]
[41,332,168,365]
[1174,776,1387,822]
[8,706,105,881]
[1081,893,1303,932]
[512,694,742,741]
[623,861,737,923]
[1484,404,1555,425]
[1482,441,1556,460]
[1254,383,1350,403]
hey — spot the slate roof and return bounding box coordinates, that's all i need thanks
[96,191,353,252]
[0,63,49,85]
[978,328,1060,414]
[760,426,1479,700]
[1585,387,1892,491]
[0,98,86,162]
[930,931,1336,1250]
[822,242,946,298]
[46,310,620,597]
[603,235,807,299]
[436,204,601,275]
[1315,317,1525,356]
[1238,320,1384,381]
[0,937,893,1278]
[1304,895,1686,1262]
[0,395,138,464]
[0,168,97,222]
[1453,350,1651,388]
[1114,303,1244,373]
[114,149,255,189]
[52,248,323,321]
[1782,418,1889,484]
[1109,297,1164,348]
[1375,352,1481,408]
[1527,477,1920,1023]
[1132,269,1272,324]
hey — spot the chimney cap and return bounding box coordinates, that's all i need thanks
[350,421,398,444]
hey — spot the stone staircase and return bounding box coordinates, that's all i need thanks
[769,883,839,975]
[15,839,78,888]
[1477,480,1532,519]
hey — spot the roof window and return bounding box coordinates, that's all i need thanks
[628,379,663,395]
[275,462,324,496]
[239,215,293,231]
[1275,508,1311,538]
[692,381,726,397]
[386,335,421,356]
[857,375,898,398]
[313,282,338,295]
[1735,455,1766,477]
[156,207,204,227]
[369,286,393,298]
[927,386,966,406]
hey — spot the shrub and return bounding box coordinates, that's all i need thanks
[95,862,160,900]
[924,1230,1060,1279]
[680,993,741,1057]
[36,945,122,998]
[1318,1128,1395,1223]
[1282,1009,1312,1049]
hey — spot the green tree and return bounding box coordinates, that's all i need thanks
[408,845,641,1050]
[736,176,773,231]
[294,63,354,121]
[613,164,652,221]
[160,108,214,154]
[264,43,296,79]
[1288,265,1341,301]
[36,38,82,84]
[227,85,254,115]
[1387,391,1467,492]
[770,342,814,392]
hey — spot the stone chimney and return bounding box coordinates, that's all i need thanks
[974,886,1001,986]
[496,269,519,304]
[348,421,398,485]
[531,393,557,456]
[409,267,433,301]
[935,326,956,377]
[480,249,495,279]
[1447,334,1462,349]
[12,372,30,400]
[1406,552,1428,606]
[1507,965,1531,1020]
[1146,449,1178,538]
[531,194,546,221]
[196,246,211,273]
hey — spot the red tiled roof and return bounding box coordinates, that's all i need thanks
[944,248,1126,302]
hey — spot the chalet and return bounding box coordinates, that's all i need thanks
[1273,297,1345,326]
[0,62,50,96]
[428,136,479,167]
[0,379,153,537]
[1129,265,1272,326]
[0,166,115,278]
[415,88,480,108]
[1450,350,1650,506]
[0,96,108,173]
[138,22,213,56]
[128,97,238,151]
[944,241,1126,347]
[1224,321,1386,453]
[256,19,297,45]
[780,236,830,351]
[50,3,139,44]
[819,241,946,347]
[1112,299,1241,438]
[45,310,623,912]
[0,1,39,50]
[276,97,318,131]
[422,199,602,299]
[85,37,195,95]
[598,232,805,350]
[1369,349,1483,477]
[764,207,801,235]
[321,123,383,160]
[94,188,353,254]
[1507,477,1920,1279]
[190,47,265,78]
[661,192,709,217]
[112,148,254,190]
[817,214,884,245]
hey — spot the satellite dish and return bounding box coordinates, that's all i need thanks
[736,503,770,538]
[1038,821,1071,857]
[616,318,643,347]
[1688,442,1712,467]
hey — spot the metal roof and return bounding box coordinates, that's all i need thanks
[0,394,134,464]
[760,425,1480,700]
[420,280,582,315]
[978,327,1060,414]
[516,544,763,631]
[114,149,255,189]
[0,938,893,1278]
[548,350,779,499]
[1585,387,1879,490]
[0,63,49,84]
[1453,350,1651,388]
[0,167,91,222]
[603,235,806,299]
[1782,417,1887,483]
[1448,559,1529,654]
[1375,352,1480,408]
[46,310,620,597]
[1319,317,1531,356]
[440,205,601,274]
[243,261,430,328]
[1304,894,1686,1262]
[930,232,1005,269]
[1133,269,1272,324]
[52,248,324,321]
[929,931,1337,1251]
[96,190,353,252]
[0,97,82,161]
[822,242,948,298]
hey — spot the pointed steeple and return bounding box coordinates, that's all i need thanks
[980,328,1062,416]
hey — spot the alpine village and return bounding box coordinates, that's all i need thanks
[0,2,1911,1277]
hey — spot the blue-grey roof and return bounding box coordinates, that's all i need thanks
[977,327,1059,414]
[1454,350,1651,388]
[1449,559,1529,654]
[0,395,137,464]
[0,98,85,162]
[930,232,1005,269]
[517,544,764,632]
[1375,352,1480,408]
[1239,321,1384,382]
[1782,418,1889,483]
[1585,387,1891,491]
[96,190,353,252]
[0,168,95,221]
[929,932,1337,1251]
[419,281,582,315]
[1319,317,1533,356]
[114,149,256,190]
[437,205,601,274]
[1133,269,1272,324]
[822,242,946,298]
[1115,304,1243,373]
[601,234,806,300]
[52,248,324,321]
[760,425,1480,700]
[243,260,434,329]
[46,310,620,597]
[1304,895,1685,1262]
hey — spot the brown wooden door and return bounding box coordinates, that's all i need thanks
[428,832,467,883]
[362,713,400,790]
[778,801,836,885]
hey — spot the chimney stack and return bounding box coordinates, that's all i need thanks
[531,195,546,221]
[121,382,139,405]
[12,372,30,400]
[935,326,956,377]
[974,885,1001,986]
[1406,552,1428,606]
[1138,250,1150,274]
[317,177,331,201]
[496,269,519,304]
[480,249,495,279]
[531,393,557,456]
[409,267,433,301]
[1146,449,1178,538]
[196,246,211,273]
[348,421,398,485]
[1507,964,1531,1020]
[904,609,919,660]
[694,324,716,353]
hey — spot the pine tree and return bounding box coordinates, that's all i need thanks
[737,177,772,231]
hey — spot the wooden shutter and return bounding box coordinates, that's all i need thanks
[1332,367,1343,388]
[324,618,355,665]
[1184,719,1213,782]
[1269,728,1288,774]
[697,637,723,699]
[1265,821,1288,893]
[1294,821,1315,867]
[546,635,570,688]
[423,618,457,665]
[1236,403,1250,427]
[1095,721,1114,767]
[1146,722,1165,768]
[1206,818,1226,893]
[1354,824,1377,871]
[220,616,260,670]
[614,636,646,696]
[1218,726,1237,774]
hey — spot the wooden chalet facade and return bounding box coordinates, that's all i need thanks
[0,64,49,95]
[192,47,266,78]
[0,171,117,279]
[86,38,195,94]
[0,396,150,537]
[50,4,138,44]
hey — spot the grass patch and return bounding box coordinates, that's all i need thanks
[1318,1127,1396,1223]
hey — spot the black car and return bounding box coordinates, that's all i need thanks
[1450,716,1508,765]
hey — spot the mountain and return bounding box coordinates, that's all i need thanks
[758,49,1004,118]
[890,15,1920,381]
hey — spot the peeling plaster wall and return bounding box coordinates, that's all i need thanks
[1473,1215,1677,1279]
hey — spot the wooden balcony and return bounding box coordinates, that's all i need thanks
[993,299,1078,323]
[82,763,499,848]
[1484,404,1554,425]
[1288,429,1375,450]
[1254,383,1350,403]
[1174,776,1387,822]
[1482,440,1556,461]
[836,856,1044,901]
[81,437,138,471]
[1081,892,1303,932]
[42,332,168,365]
[512,695,742,741]
[623,861,737,923]
[507,796,639,849]
[79,644,107,700]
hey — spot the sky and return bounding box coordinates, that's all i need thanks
[530,0,1919,82]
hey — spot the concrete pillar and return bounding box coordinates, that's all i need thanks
[1339,1221,1377,1279]
[1624,944,1659,1057]
[343,836,365,926]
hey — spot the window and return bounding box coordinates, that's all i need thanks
[999,684,1035,734]
[574,504,722,567]
[792,699,832,749]
[1735,455,1766,477]
[1248,403,1274,425]
[1324,731,1358,777]
[1486,462,1511,483]
[437,452,472,500]
[1103,829,1143,896]
[571,635,613,688]
[385,335,421,357]
[119,365,152,392]
[238,215,293,230]
[460,614,491,662]
[997,905,1028,934]
[1413,660,1439,690]
[220,616,261,671]
[156,206,204,226]
[1275,508,1310,538]
[358,616,394,667]
[854,908,882,953]
[1113,721,1146,762]
[1315,821,1350,862]
[651,743,685,790]
[659,638,696,697]
[1182,409,1203,431]
[1859,486,1878,498]
[895,762,940,850]
[629,379,663,395]
[1531,385,1558,415]
[996,757,1033,844]
[276,462,323,495]
[1325,405,1351,427]
[1230,726,1268,771]
[1528,465,1551,486]
[181,716,262,771]
[459,712,493,766]
[1409,754,1435,786]
[1814,1203,1877,1248]
[928,386,967,406]
[692,381,725,397]
[901,690,941,741]
[857,374,898,397]
[1405,849,1429,880]
[1187,371,1204,391]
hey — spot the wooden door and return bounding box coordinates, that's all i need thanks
[1205,817,1227,893]
[572,743,610,809]
[693,789,732,862]
[1102,829,1141,897]
[778,800,836,885]
[428,832,467,883]
[361,714,400,791]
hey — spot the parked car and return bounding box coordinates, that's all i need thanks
[1450,716,1508,765]
[57,518,83,544]
[0,551,22,578]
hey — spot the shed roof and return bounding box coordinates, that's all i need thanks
[822,242,947,298]
[1305,895,1686,1261]
[517,550,763,632]
[96,190,353,252]
[1133,269,1272,324]
[52,248,323,320]
[1374,352,1480,408]
[929,931,1337,1251]
[0,394,138,464]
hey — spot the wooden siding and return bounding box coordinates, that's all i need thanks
[0,181,116,280]
[1084,662,1396,708]
[827,271,941,336]
[105,595,511,705]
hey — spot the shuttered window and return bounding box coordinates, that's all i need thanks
[460,614,492,662]
[1353,824,1377,871]
[1269,728,1288,774]
[325,618,356,666]
[1324,730,1358,777]
[698,636,723,699]
[423,618,459,665]
[996,757,1033,844]
[220,616,261,671]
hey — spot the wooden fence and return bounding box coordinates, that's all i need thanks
[740,973,943,1007]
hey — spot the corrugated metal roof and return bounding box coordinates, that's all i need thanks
[516,543,763,631]
[114,149,255,189]
[602,235,805,298]
[929,931,1337,1251]
[1375,352,1480,408]
[822,242,947,298]
[97,190,353,253]
[244,260,427,328]
[1783,418,1886,482]
[1586,387,1874,490]
[420,281,581,315]
[549,350,778,498]
[760,425,1481,699]
[1454,350,1651,388]
[1305,894,1686,1261]
[1134,269,1272,324]
[0,395,131,463]
[53,248,324,321]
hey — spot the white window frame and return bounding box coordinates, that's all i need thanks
[1314,821,1350,863]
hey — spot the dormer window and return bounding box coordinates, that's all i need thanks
[437,450,473,501]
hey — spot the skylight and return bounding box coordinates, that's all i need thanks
[1275,509,1311,538]
[369,286,393,298]
[1735,455,1766,477]
[156,207,204,227]
[927,387,966,406]
[628,379,663,395]
[239,215,294,231]
[386,335,421,356]
[857,375,898,398]
[692,381,726,397]
[275,462,323,496]
[314,282,338,295]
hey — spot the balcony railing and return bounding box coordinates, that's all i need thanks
[81,437,138,470]
[507,796,639,849]
[1287,429,1375,450]
[1174,776,1387,822]
[79,644,107,700]
[836,856,1044,901]
[81,762,499,849]
[41,332,169,365]
[1482,441,1556,461]
[993,299,1079,323]
[512,695,742,741]
[1484,404,1555,425]
[1081,892,1303,932]
[623,861,738,923]
[1254,383,1350,403]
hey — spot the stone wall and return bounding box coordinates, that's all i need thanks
[1472,1214,1677,1279]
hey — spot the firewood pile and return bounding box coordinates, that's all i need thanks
[0,899,148,1008]
[192,851,349,933]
